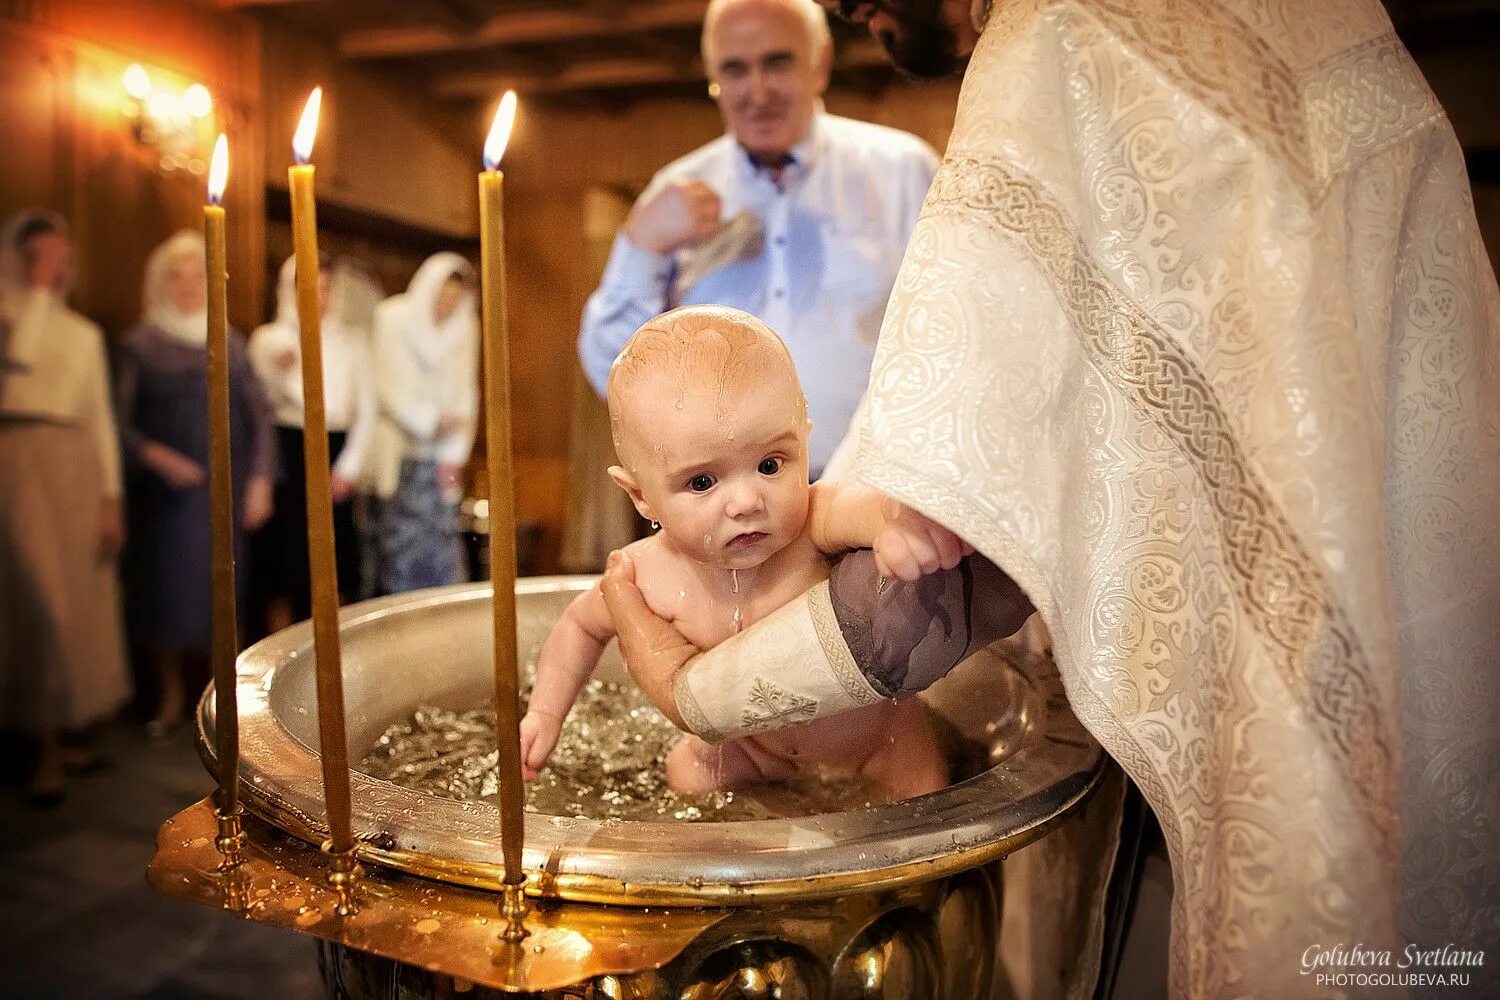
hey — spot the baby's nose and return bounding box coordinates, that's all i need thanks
[724,483,764,518]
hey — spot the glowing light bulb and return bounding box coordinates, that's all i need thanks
[184,83,213,119]
[123,63,152,100]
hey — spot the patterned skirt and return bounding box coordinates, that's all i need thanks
[375,457,462,595]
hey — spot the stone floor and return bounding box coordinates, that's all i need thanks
[0,722,322,999]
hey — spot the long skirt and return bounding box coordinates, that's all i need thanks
[0,419,130,732]
[252,426,361,621]
[376,458,462,595]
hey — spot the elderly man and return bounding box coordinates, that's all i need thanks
[602,1,1500,996]
[577,0,937,477]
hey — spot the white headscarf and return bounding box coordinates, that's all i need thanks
[401,252,476,370]
[141,229,209,346]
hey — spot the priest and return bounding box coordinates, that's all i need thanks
[599,1,1500,996]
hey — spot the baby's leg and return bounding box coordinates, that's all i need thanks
[666,735,793,794]
[859,699,950,803]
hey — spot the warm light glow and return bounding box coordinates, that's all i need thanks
[292,87,323,165]
[123,63,152,99]
[184,83,213,119]
[483,91,518,171]
[147,90,177,121]
[207,134,229,205]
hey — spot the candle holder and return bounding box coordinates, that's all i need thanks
[498,881,530,945]
[213,800,246,873]
[323,840,363,918]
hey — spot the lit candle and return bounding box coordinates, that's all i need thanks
[480,91,527,932]
[288,87,358,912]
[204,134,241,850]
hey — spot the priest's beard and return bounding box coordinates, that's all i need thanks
[872,1,964,79]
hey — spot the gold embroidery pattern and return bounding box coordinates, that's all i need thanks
[992,4,1437,197]
[1304,32,1441,189]
[739,679,818,733]
[807,583,881,708]
[923,154,1396,847]
[1059,0,1313,185]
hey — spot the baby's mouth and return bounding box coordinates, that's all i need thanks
[727,531,768,550]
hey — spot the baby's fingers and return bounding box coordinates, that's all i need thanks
[876,530,925,582]
[930,523,965,570]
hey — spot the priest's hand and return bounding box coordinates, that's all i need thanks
[599,550,699,731]
[624,180,722,255]
[330,472,355,504]
[242,475,274,532]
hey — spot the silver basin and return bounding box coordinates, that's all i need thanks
[200,577,1102,905]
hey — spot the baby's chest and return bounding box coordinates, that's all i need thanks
[641,570,822,650]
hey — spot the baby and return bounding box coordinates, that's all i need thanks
[519,305,963,802]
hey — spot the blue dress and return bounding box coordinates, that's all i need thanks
[114,326,276,650]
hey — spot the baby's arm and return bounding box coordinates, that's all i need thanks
[520,584,617,780]
[808,482,972,581]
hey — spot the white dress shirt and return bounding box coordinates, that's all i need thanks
[578,111,938,474]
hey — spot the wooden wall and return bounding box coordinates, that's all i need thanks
[0,0,264,337]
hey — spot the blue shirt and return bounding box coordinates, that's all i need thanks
[578,111,938,475]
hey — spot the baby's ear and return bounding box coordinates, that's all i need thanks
[607,465,655,521]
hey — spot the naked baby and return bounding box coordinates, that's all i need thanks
[519,305,965,802]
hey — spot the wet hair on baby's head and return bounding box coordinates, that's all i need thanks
[607,305,807,468]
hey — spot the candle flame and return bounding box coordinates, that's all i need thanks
[293,87,322,165]
[483,91,518,171]
[207,133,229,205]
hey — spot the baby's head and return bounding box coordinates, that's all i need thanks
[608,305,810,570]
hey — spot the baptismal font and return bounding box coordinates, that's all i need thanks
[147,87,1106,999]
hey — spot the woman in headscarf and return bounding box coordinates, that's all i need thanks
[115,230,276,735]
[0,209,130,803]
[367,253,478,593]
[249,255,374,633]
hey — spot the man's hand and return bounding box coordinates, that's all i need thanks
[330,472,355,504]
[598,550,700,730]
[623,181,722,255]
[519,710,561,782]
[98,498,124,560]
[242,475,274,532]
[142,441,206,490]
[436,462,462,496]
[873,503,972,582]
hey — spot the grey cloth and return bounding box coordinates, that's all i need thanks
[828,550,1035,697]
[114,325,275,649]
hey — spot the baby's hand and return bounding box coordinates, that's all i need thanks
[873,505,972,582]
[519,710,562,782]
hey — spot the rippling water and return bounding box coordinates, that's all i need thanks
[360,678,884,822]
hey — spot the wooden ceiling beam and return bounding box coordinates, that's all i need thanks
[433,38,890,99]
[435,58,692,99]
[210,0,319,7]
[341,1,711,60]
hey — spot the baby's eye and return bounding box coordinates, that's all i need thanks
[688,474,717,493]
[758,457,783,476]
